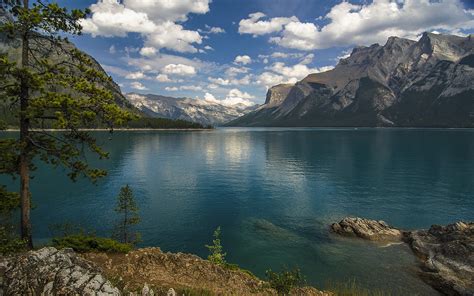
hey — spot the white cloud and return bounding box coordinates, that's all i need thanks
[80,1,156,37]
[209,75,252,86]
[234,55,252,65]
[140,47,157,57]
[225,66,249,77]
[162,63,197,76]
[204,92,219,103]
[256,62,334,89]
[300,53,314,65]
[223,89,256,107]
[109,45,116,54]
[156,74,172,82]
[199,24,226,34]
[123,0,210,23]
[130,81,148,90]
[204,45,214,51]
[165,86,179,91]
[256,72,297,89]
[81,0,208,53]
[269,0,474,50]
[208,77,230,86]
[145,21,202,53]
[180,85,203,91]
[238,12,298,36]
[125,71,146,80]
[207,84,219,89]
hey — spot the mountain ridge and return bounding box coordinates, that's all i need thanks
[228,32,474,127]
[126,93,258,126]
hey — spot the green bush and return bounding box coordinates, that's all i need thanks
[52,234,132,253]
[266,267,305,295]
[0,225,27,254]
[205,226,226,265]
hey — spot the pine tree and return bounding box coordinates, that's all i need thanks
[205,226,226,265]
[113,185,140,245]
[0,1,134,248]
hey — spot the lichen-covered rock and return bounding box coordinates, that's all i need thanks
[406,222,474,296]
[331,217,403,242]
[0,247,120,295]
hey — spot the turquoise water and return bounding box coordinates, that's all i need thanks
[3,128,474,294]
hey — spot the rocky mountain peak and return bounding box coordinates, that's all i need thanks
[228,33,474,128]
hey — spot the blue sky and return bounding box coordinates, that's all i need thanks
[60,0,474,105]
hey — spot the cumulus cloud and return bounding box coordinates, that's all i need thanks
[208,75,251,86]
[239,1,474,51]
[145,21,202,53]
[199,24,226,34]
[140,47,157,57]
[238,12,298,36]
[162,64,197,76]
[155,74,172,82]
[130,81,148,90]
[234,55,252,65]
[125,71,146,80]
[124,0,210,23]
[223,89,256,106]
[165,86,179,91]
[256,62,334,89]
[81,0,209,53]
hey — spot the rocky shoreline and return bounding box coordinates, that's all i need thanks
[331,217,474,296]
[0,247,330,296]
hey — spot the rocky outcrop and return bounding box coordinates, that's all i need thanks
[406,222,474,296]
[330,217,403,242]
[0,247,332,295]
[229,33,474,127]
[331,218,474,296]
[0,247,120,295]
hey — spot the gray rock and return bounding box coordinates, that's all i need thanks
[166,288,177,296]
[331,217,403,242]
[0,247,120,295]
[406,222,474,296]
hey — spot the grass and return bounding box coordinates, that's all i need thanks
[326,279,391,296]
[52,234,132,253]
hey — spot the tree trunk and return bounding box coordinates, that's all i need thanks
[19,0,32,248]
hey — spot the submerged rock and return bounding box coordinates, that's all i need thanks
[0,247,120,295]
[330,217,403,242]
[406,222,474,296]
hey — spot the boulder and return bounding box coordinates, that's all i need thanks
[330,217,403,242]
[0,247,120,295]
[406,222,474,296]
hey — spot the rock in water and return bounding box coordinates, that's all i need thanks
[0,247,120,295]
[331,217,403,241]
[406,222,474,296]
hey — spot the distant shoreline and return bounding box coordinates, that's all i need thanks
[2,128,212,132]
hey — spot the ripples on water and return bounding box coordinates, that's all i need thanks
[3,127,474,295]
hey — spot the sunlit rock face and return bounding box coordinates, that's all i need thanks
[229,33,474,127]
[126,93,258,126]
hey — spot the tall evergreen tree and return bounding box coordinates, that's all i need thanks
[113,185,140,245]
[0,0,133,247]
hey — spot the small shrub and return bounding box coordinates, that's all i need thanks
[52,234,132,253]
[0,225,27,254]
[266,267,305,295]
[205,226,226,265]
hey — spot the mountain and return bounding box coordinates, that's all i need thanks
[126,93,258,126]
[228,33,474,128]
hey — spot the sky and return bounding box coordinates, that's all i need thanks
[59,0,474,106]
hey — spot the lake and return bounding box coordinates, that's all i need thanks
[3,128,474,294]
